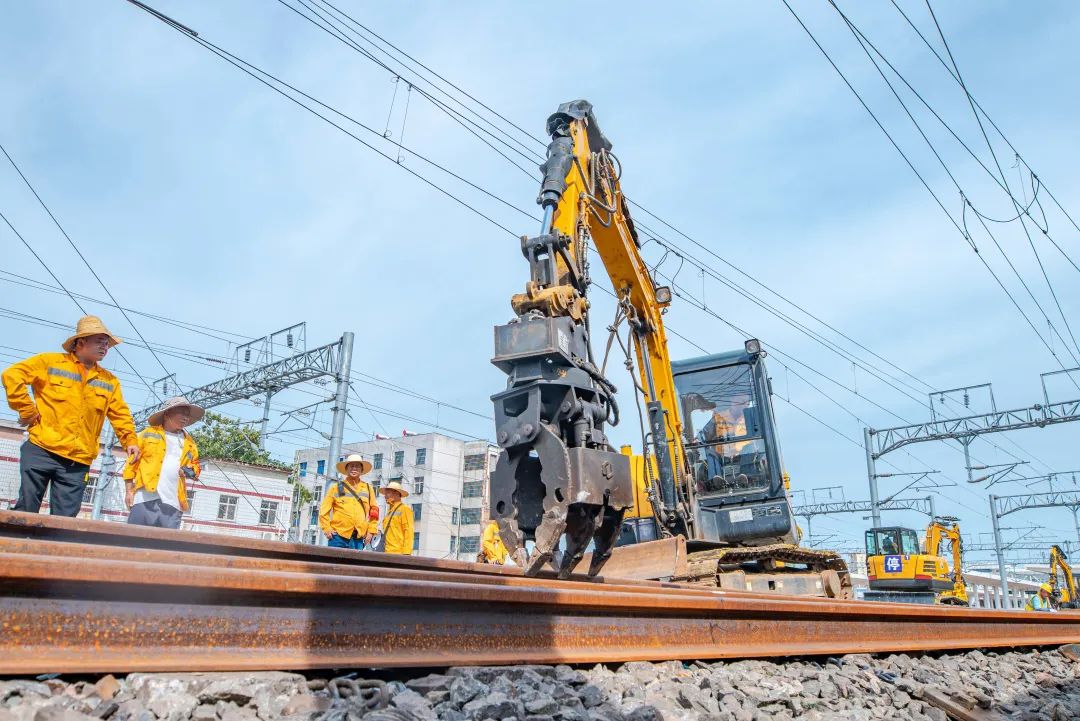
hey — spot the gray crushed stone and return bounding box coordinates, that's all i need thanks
[0,648,1077,720]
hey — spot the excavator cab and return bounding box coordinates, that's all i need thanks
[619,340,797,548]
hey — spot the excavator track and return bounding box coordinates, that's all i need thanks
[675,544,853,600]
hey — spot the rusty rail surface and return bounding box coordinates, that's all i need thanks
[1,511,1079,673]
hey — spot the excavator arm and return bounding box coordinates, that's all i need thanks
[489,100,692,578]
[1050,545,1077,606]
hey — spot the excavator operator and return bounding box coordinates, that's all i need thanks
[691,391,766,495]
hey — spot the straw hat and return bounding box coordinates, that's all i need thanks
[380,480,409,498]
[336,453,373,476]
[62,315,122,353]
[148,396,206,428]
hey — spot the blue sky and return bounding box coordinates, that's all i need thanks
[2,1,1079,555]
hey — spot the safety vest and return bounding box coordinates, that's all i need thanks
[381,501,415,555]
[122,425,200,509]
[1026,594,1054,612]
[2,352,137,465]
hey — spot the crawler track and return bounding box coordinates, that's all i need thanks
[0,510,1078,674]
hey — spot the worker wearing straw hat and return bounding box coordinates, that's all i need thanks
[2,315,139,517]
[318,453,380,550]
[379,480,415,555]
[123,396,204,529]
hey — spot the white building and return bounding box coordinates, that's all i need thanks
[293,432,499,559]
[0,419,294,540]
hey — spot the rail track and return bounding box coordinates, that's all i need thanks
[1,510,1079,674]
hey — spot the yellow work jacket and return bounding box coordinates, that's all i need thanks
[122,426,200,510]
[319,479,379,538]
[2,352,137,465]
[381,501,415,555]
[481,520,508,563]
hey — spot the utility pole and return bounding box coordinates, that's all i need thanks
[864,427,881,528]
[91,430,117,520]
[258,392,273,450]
[323,331,354,499]
[989,494,1012,609]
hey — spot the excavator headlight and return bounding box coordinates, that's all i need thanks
[745,339,762,356]
[655,285,672,304]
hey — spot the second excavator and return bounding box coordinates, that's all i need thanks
[489,100,849,598]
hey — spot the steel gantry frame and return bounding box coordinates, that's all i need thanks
[92,333,355,522]
[792,496,936,545]
[988,490,1080,608]
[863,370,1080,529]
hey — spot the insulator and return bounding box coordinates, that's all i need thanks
[287,333,294,348]
[244,349,251,362]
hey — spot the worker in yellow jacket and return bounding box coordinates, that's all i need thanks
[481,519,508,564]
[2,316,139,517]
[319,453,379,550]
[379,480,415,555]
[123,396,203,529]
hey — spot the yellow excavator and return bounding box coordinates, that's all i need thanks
[864,516,968,605]
[489,100,850,598]
[1048,544,1078,610]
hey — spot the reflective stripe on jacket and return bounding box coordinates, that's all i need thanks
[481,520,508,563]
[318,479,379,537]
[381,501,415,555]
[2,352,137,465]
[122,425,200,510]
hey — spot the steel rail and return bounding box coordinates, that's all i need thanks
[2,534,1080,673]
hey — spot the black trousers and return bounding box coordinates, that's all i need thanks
[16,441,91,517]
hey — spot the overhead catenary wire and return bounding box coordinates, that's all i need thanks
[919,0,1080,360]
[779,0,1080,386]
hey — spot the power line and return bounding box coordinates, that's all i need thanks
[779,0,1079,380]
[919,0,1080,359]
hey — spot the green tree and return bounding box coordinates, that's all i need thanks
[190,412,310,506]
[190,412,289,469]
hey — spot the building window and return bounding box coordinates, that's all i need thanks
[413,476,424,495]
[451,507,459,525]
[412,504,422,521]
[259,500,279,526]
[372,475,382,490]
[310,507,319,526]
[312,485,322,504]
[393,450,404,468]
[460,536,480,554]
[186,489,196,512]
[373,453,383,470]
[82,477,98,504]
[415,448,427,465]
[462,480,483,498]
[317,459,325,476]
[299,461,308,477]
[463,454,485,471]
[461,508,482,525]
[413,532,420,552]
[450,535,457,553]
[217,495,238,521]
